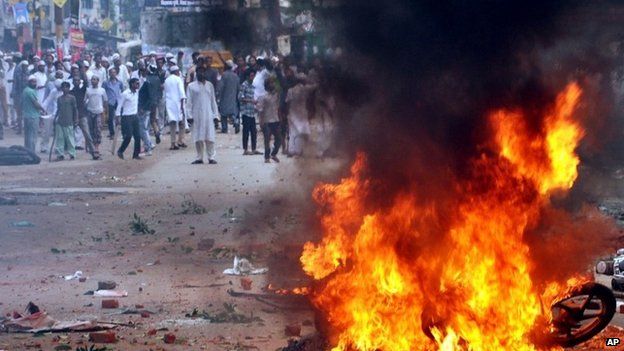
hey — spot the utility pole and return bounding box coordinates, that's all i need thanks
[0,0,5,44]
[33,0,43,56]
[270,0,281,53]
[55,3,64,59]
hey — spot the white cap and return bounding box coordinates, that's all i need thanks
[149,51,156,56]
[112,53,120,60]
[83,60,90,67]
[28,75,37,81]
[33,55,41,60]
[125,62,134,68]
[71,64,79,69]
[4,55,13,61]
[20,60,28,66]
[165,53,174,59]
[63,56,71,61]
[225,59,234,68]
[169,65,179,72]
[101,57,109,63]
[37,61,46,66]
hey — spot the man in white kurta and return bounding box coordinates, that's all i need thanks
[187,67,219,164]
[163,65,187,149]
[286,74,316,156]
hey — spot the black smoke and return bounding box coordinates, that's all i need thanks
[327,1,624,204]
[314,0,624,285]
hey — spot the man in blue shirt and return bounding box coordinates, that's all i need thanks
[102,67,123,140]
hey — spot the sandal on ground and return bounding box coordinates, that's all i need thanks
[169,145,179,150]
[177,143,188,148]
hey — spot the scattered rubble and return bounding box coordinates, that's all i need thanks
[101,300,119,309]
[223,256,268,275]
[163,333,176,344]
[0,303,116,333]
[194,303,263,324]
[97,281,117,290]
[241,277,253,290]
[88,331,117,344]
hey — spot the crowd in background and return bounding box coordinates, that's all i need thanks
[0,48,336,164]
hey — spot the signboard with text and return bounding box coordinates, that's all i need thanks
[69,27,85,48]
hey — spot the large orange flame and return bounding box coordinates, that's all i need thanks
[301,82,586,350]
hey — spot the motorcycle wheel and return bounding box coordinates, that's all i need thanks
[548,283,615,347]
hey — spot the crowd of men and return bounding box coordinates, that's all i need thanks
[0,49,336,165]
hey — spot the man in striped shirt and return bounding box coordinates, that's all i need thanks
[238,69,261,155]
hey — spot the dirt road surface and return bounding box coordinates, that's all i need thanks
[0,130,338,351]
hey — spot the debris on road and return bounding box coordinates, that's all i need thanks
[223,256,268,275]
[48,202,67,207]
[10,220,34,227]
[240,277,253,290]
[97,281,117,290]
[63,271,84,281]
[101,300,120,309]
[195,303,263,324]
[0,303,116,333]
[0,196,17,205]
[0,145,41,165]
[87,290,128,297]
[163,333,176,344]
[88,331,117,343]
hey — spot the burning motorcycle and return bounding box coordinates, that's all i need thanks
[420,281,615,348]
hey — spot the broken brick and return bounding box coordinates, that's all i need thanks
[285,323,301,337]
[101,299,119,309]
[97,280,117,290]
[89,332,117,343]
[240,277,253,291]
[141,311,151,318]
[164,333,176,344]
[147,329,157,336]
[135,304,145,309]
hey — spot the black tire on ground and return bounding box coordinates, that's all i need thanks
[553,283,616,347]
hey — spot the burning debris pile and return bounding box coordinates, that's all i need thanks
[293,1,624,350]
